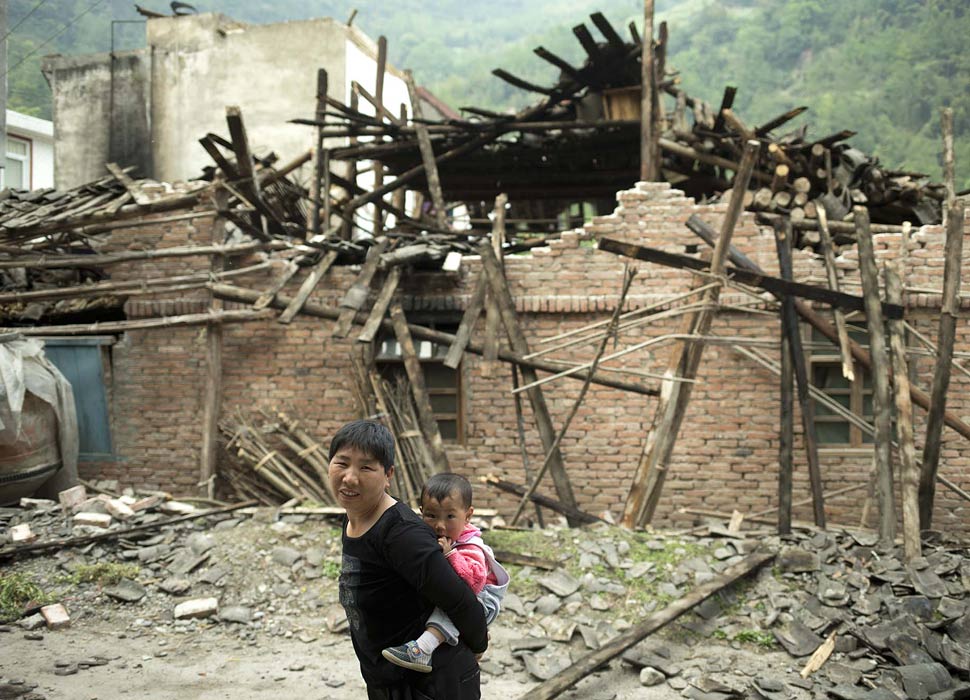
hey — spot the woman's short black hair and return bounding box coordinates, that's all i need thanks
[328,420,395,473]
[421,473,473,509]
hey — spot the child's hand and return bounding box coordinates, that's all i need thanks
[438,536,454,554]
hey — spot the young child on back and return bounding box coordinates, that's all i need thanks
[381,473,509,673]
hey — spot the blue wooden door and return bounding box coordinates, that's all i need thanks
[43,340,113,460]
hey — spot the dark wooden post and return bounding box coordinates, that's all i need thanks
[854,206,895,546]
[778,298,794,535]
[405,70,448,231]
[773,219,825,528]
[478,242,580,523]
[886,261,920,561]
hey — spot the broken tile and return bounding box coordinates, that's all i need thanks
[538,570,581,597]
[103,579,147,603]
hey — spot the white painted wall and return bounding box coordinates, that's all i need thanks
[5,110,54,190]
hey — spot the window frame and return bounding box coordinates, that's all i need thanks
[807,323,874,450]
[4,135,32,190]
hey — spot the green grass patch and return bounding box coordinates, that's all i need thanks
[0,572,50,621]
[732,629,777,649]
[61,562,140,586]
[322,559,342,579]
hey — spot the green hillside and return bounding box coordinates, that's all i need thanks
[6,0,969,187]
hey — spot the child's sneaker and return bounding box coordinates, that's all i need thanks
[382,640,433,673]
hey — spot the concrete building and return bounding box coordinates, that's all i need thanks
[41,13,409,189]
[4,110,54,190]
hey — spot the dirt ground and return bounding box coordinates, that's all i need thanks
[0,508,819,699]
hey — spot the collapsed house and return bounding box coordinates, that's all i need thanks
[0,9,967,546]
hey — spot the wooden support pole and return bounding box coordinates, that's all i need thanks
[478,243,580,523]
[518,551,775,700]
[389,300,450,473]
[621,140,758,528]
[854,206,895,546]
[357,267,401,343]
[253,259,302,310]
[481,474,600,525]
[778,300,794,536]
[277,250,339,324]
[773,219,825,527]
[210,283,657,396]
[920,200,965,529]
[201,201,227,500]
[886,262,920,562]
[639,0,657,181]
[10,308,275,336]
[310,69,328,237]
[510,268,636,527]
[688,215,970,444]
[483,194,508,371]
[511,366,545,527]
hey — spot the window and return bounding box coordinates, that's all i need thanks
[376,321,463,442]
[3,136,31,190]
[808,324,881,448]
[41,338,114,460]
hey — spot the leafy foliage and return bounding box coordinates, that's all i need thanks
[7,0,968,186]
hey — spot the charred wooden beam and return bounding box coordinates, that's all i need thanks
[491,68,555,95]
[482,474,603,525]
[572,23,603,61]
[533,46,585,85]
[712,86,737,132]
[590,11,627,51]
[755,106,808,137]
[596,238,904,319]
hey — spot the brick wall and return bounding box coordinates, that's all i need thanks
[80,187,970,534]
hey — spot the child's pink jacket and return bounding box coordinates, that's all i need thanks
[443,524,499,594]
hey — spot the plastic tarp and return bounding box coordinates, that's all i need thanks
[0,336,79,497]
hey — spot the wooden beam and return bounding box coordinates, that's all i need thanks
[253,259,302,310]
[920,201,965,528]
[277,250,339,324]
[854,206,895,547]
[596,238,905,320]
[773,219,825,527]
[532,46,584,85]
[518,551,775,699]
[210,283,658,396]
[590,12,627,51]
[389,300,450,473]
[491,69,554,95]
[886,261,920,562]
[622,140,759,529]
[478,242,580,523]
[8,308,274,336]
[105,162,152,205]
[357,267,401,343]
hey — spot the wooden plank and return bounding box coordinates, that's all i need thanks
[443,274,487,369]
[211,283,658,396]
[333,239,389,337]
[572,23,603,61]
[225,106,281,237]
[512,366,545,527]
[622,140,760,529]
[389,300,450,473]
[491,69,554,95]
[815,205,855,380]
[854,206,895,547]
[482,194,508,371]
[597,238,905,320]
[357,267,401,343]
[886,261,920,562]
[105,162,152,206]
[405,70,448,230]
[9,309,274,336]
[253,259,302,310]
[518,551,775,699]
[532,46,584,85]
[277,250,339,324]
[773,219,825,527]
[478,242,580,523]
[590,11,627,51]
[919,202,965,529]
